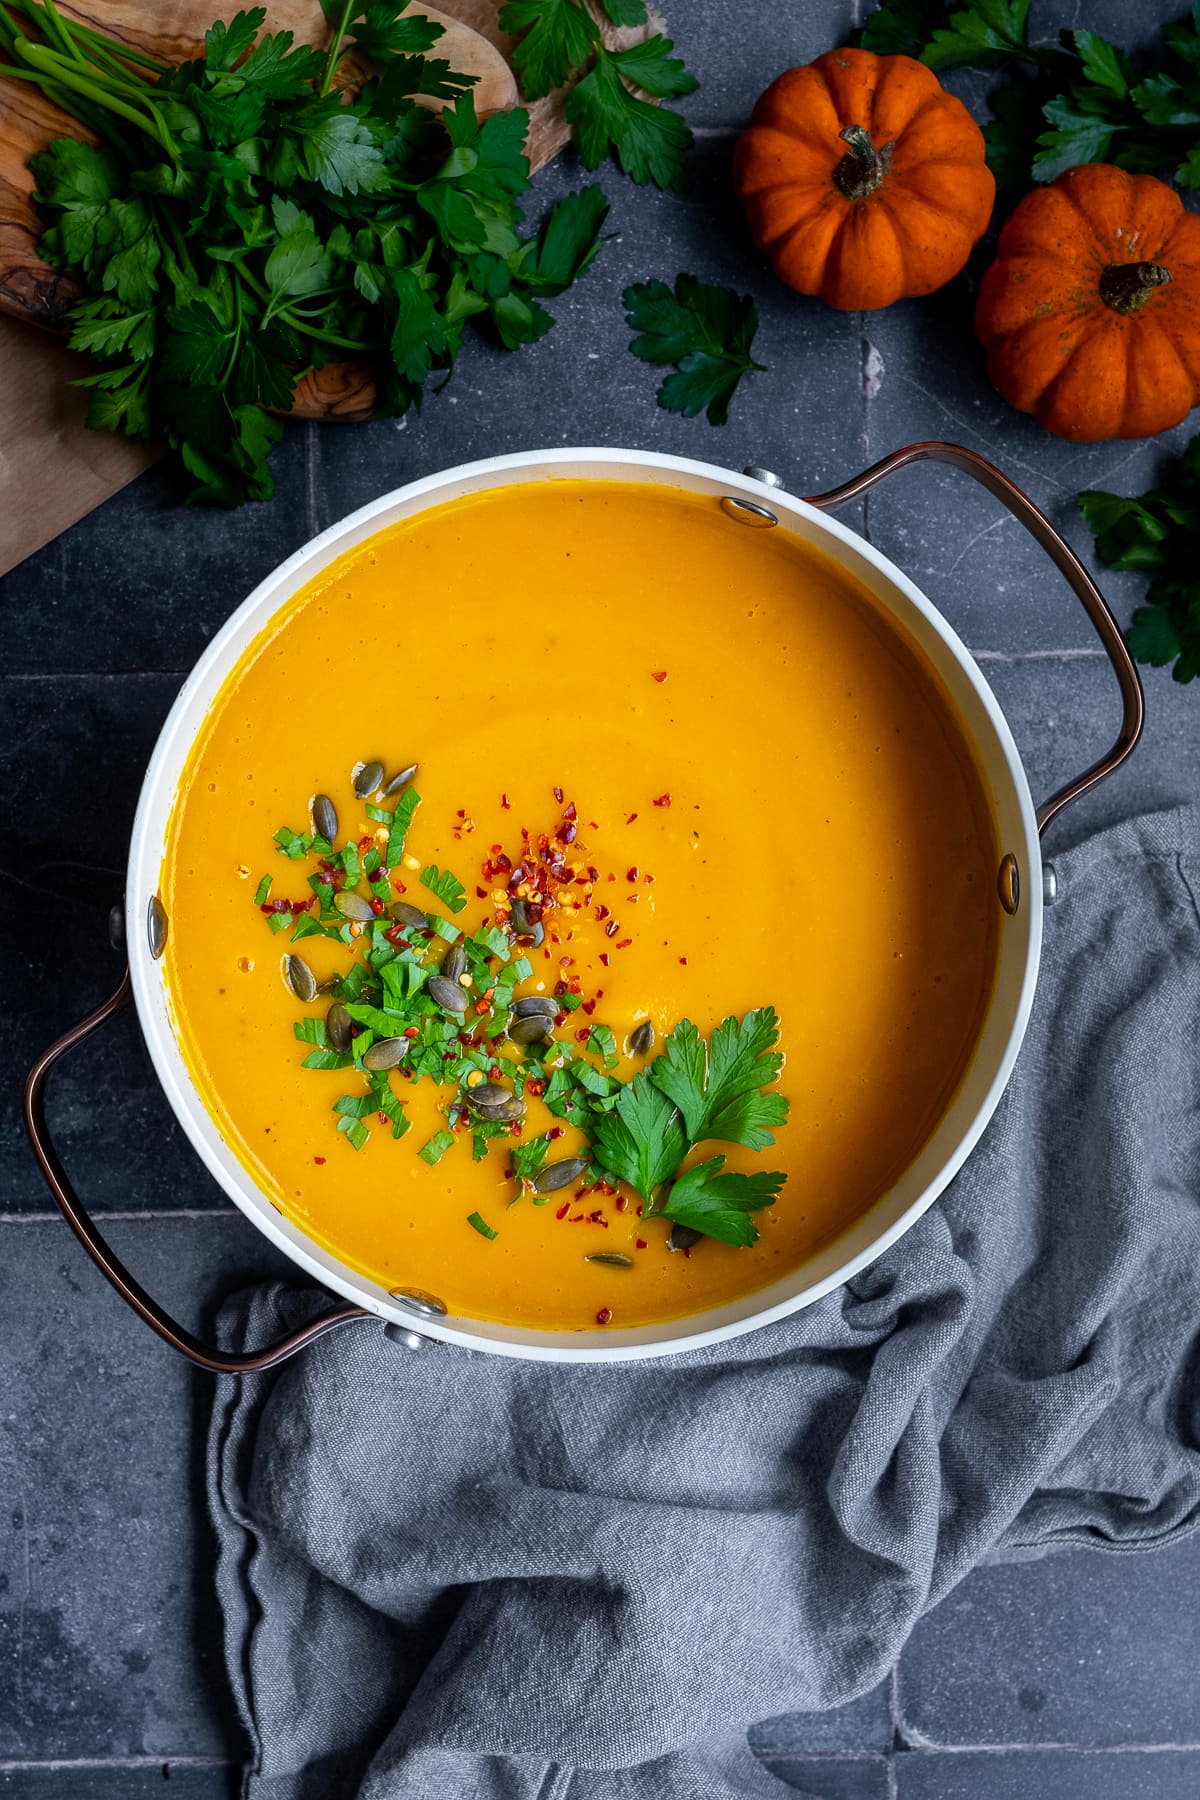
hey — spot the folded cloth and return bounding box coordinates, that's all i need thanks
[208,807,1200,1800]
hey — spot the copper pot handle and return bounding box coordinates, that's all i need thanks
[23,967,372,1373]
[801,440,1145,838]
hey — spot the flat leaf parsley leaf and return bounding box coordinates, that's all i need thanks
[498,0,696,190]
[623,274,766,426]
[1079,435,1200,685]
[662,1158,787,1249]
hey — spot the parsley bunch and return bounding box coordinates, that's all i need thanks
[498,0,697,189]
[1079,434,1200,686]
[858,0,1200,192]
[2,1,610,503]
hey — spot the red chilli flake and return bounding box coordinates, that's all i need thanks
[636,1238,648,1250]
[614,1195,629,1213]
[596,1308,613,1326]
[599,953,610,968]
[679,956,688,966]
[626,812,638,824]
[556,1202,571,1220]
[553,786,564,804]
[616,938,633,950]
[547,1125,564,1139]
[653,793,671,808]
[313,1155,326,1166]
[501,793,511,810]
[404,1026,419,1039]
[651,670,668,682]
[581,999,597,1017]
[626,866,639,882]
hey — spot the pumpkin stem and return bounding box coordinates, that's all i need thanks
[833,124,894,201]
[1099,261,1172,314]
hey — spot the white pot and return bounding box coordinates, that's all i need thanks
[30,443,1143,1371]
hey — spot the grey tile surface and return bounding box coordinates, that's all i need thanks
[0,1769,237,1798]
[2,0,1199,1788]
[897,1539,1200,1750]
[895,1750,1200,1799]
[751,1685,892,1756]
[0,1217,292,1760]
[756,1757,890,1799]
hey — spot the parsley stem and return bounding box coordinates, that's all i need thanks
[318,0,354,99]
[13,36,175,155]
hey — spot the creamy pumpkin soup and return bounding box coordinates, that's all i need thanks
[161,480,998,1331]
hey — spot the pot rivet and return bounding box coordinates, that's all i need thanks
[147,895,169,959]
[720,495,777,529]
[997,853,1020,916]
[109,902,126,954]
[383,1324,437,1352]
[1043,862,1058,907]
[742,465,783,488]
[388,1287,448,1318]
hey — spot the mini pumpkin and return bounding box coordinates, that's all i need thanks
[975,163,1200,442]
[732,48,995,312]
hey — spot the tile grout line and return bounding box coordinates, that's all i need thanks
[756,1741,1200,1760]
[0,1209,233,1223]
[0,1757,235,1772]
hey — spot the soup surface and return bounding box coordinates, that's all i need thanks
[161,479,999,1332]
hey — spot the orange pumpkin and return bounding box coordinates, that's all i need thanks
[732,49,994,312]
[975,164,1200,442]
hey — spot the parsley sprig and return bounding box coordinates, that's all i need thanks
[623,275,766,425]
[857,0,1200,192]
[1079,433,1200,686]
[2,0,610,504]
[498,0,697,189]
[263,774,790,1247]
[590,1012,788,1245]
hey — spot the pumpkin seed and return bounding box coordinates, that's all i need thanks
[511,995,558,1019]
[326,1001,353,1053]
[284,953,317,1003]
[311,793,337,842]
[363,1036,408,1071]
[509,1015,552,1046]
[509,898,544,940]
[467,1081,515,1111]
[442,943,467,982]
[353,760,384,799]
[586,1252,633,1268]
[146,894,168,960]
[429,974,468,1014]
[381,762,418,798]
[389,900,430,932]
[532,1156,589,1194]
[668,1223,703,1252]
[335,890,375,921]
[487,1096,526,1122]
[629,1020,655,1056]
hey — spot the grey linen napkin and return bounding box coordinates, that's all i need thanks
[208,806,1200,1800]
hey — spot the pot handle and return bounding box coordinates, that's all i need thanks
[801,440,1145,838]
[23,967,373,1374]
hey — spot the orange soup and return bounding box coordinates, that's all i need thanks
[161,480,998,1331]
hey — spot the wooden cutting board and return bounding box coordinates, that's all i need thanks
[0,1,651,421]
